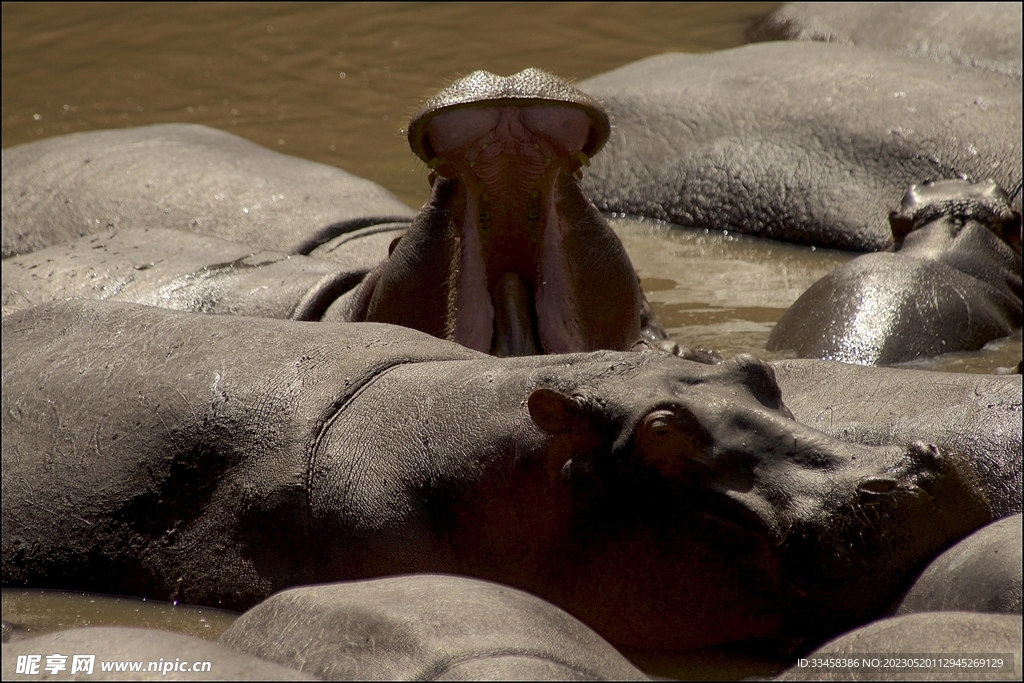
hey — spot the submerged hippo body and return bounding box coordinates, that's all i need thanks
[579,42,1021,251]
[0,226,372,321]
[767,180,1023,365]
[750,2,1023,78]
[0,123,416,259]
[217,575,650,680]
[342,69,658,356]
[1,299,991,652]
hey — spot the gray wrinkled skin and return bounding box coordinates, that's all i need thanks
[1,227,365,321]
[1,628,316,681]
[898,514,1022,616]
[218,575,648,681]
[580,42,1021,251]
[775,612,1023,681]
[767,181,1022,365]
[773,359,1022,519]
[1,300,992,652]
[0,123,415,258]
[749,2,1023,79]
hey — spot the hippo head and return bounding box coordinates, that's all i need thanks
[349,69,644,355]
[513,354,992,651]
[889,179,1022,254]
[315,351,991,652]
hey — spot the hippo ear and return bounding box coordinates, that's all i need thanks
[528,388,579,435]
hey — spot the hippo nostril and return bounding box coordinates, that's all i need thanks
[857,478,899,495]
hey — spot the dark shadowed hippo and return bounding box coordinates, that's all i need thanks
[767,180,1023,365]
[578,42,1021,251]
[1,299,992,653]
[749,2,1023,79]
[897,514,1022,617]
[340,68,665,356]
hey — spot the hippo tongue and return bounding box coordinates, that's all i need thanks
[491,273,541,356]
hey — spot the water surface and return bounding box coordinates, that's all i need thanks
[1,4,1017,679]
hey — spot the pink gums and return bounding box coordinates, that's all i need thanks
[424,104,592,354]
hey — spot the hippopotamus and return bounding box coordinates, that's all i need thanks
[1,299,993,653]
[578,41,1021,251]
[767,180,1023,365]
[771,359,1021,519]
[898,514,1022,616]
[749,2,1023,79]
[217,575,650,680]
[775,611,1022,681]
[1,575,650,680]
[2,628,316,681]
[0,226,372,321]
[2,71,669,357]
[0,124,417,260]
[340,68,663,356]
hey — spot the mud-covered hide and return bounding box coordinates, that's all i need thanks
[218,575,648,681]
[772,359,1022,518]
[749,2,1023,79]
[2,300,991,652]
[1,227,369,321]
[1,124,415,259]
[579,42,1021,251]
[1,628,316,681]
[898,514,1022,616]
[775,612,1022,681]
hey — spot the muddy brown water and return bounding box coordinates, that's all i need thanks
[1,3,1018,680]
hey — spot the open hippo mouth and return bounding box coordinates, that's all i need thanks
[416,102,596,355]
[392,68,641,356]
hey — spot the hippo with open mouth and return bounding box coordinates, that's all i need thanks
[342,69,664,356]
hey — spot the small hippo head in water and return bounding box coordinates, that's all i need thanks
[344,69,653,356]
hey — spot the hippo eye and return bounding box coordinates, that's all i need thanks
[634,408,710,477]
